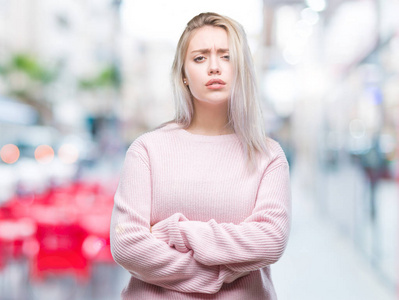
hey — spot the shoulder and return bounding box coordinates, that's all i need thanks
[128,121,178,154]
[265,137,287,160]
[262,137,289,172]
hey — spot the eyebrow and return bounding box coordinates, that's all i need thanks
[190,48,229,54]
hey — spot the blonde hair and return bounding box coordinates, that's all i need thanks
[167,12,270,170]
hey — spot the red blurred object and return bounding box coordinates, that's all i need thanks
[0,217,37,262]
[30,222,89,282]
[0,179,116,282]
[80,207,114,263]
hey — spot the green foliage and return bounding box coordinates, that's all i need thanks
[0,53,58,83]
[79,64,120,90]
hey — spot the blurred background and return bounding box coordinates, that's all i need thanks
[0,0,398,299]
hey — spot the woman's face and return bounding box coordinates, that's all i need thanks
[184,26,233,106]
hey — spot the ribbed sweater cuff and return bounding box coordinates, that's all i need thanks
[152,213,190,253]
[151,221,169,242]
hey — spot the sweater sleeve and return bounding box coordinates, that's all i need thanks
[110,141,249,294]
[151,154,291,272]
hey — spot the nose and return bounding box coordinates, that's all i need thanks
[208,56,221,75]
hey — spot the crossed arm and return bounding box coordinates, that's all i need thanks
[110,142,291,294]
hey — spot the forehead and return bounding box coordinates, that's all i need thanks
[187,26,229,51]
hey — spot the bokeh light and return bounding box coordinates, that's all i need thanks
[306,0,327,12]
[34,145,54,164]
[301,8,319,25]
[82,235,106,258]
[0,144,20,164]
[58,144,79,164]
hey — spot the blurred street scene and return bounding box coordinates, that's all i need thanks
[0,0,398,299]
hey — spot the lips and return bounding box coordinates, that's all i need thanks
[206,79,226,86]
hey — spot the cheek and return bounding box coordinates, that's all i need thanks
[184,64,193,82]
[186,63,199,76]
[224,63,233,77]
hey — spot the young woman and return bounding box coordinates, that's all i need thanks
[110,12,291,300]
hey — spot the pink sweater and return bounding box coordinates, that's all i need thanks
[110,122,291,299]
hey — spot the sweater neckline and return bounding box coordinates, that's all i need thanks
[167,122,238,143]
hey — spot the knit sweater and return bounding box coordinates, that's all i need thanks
[110,122,291,300]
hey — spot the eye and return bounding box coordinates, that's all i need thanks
[222,55,230,60]
[194,56,206,62]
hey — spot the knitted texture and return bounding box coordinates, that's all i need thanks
[110,122,291,300]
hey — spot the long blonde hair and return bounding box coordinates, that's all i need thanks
[167,12,270,170]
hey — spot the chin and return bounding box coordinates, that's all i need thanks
[204,95,230,104]
[192,93,230,106]
[203,99,229,106]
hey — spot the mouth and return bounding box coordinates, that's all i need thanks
[206,79,226,89]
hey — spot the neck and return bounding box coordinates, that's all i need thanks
[187,99,234,136]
